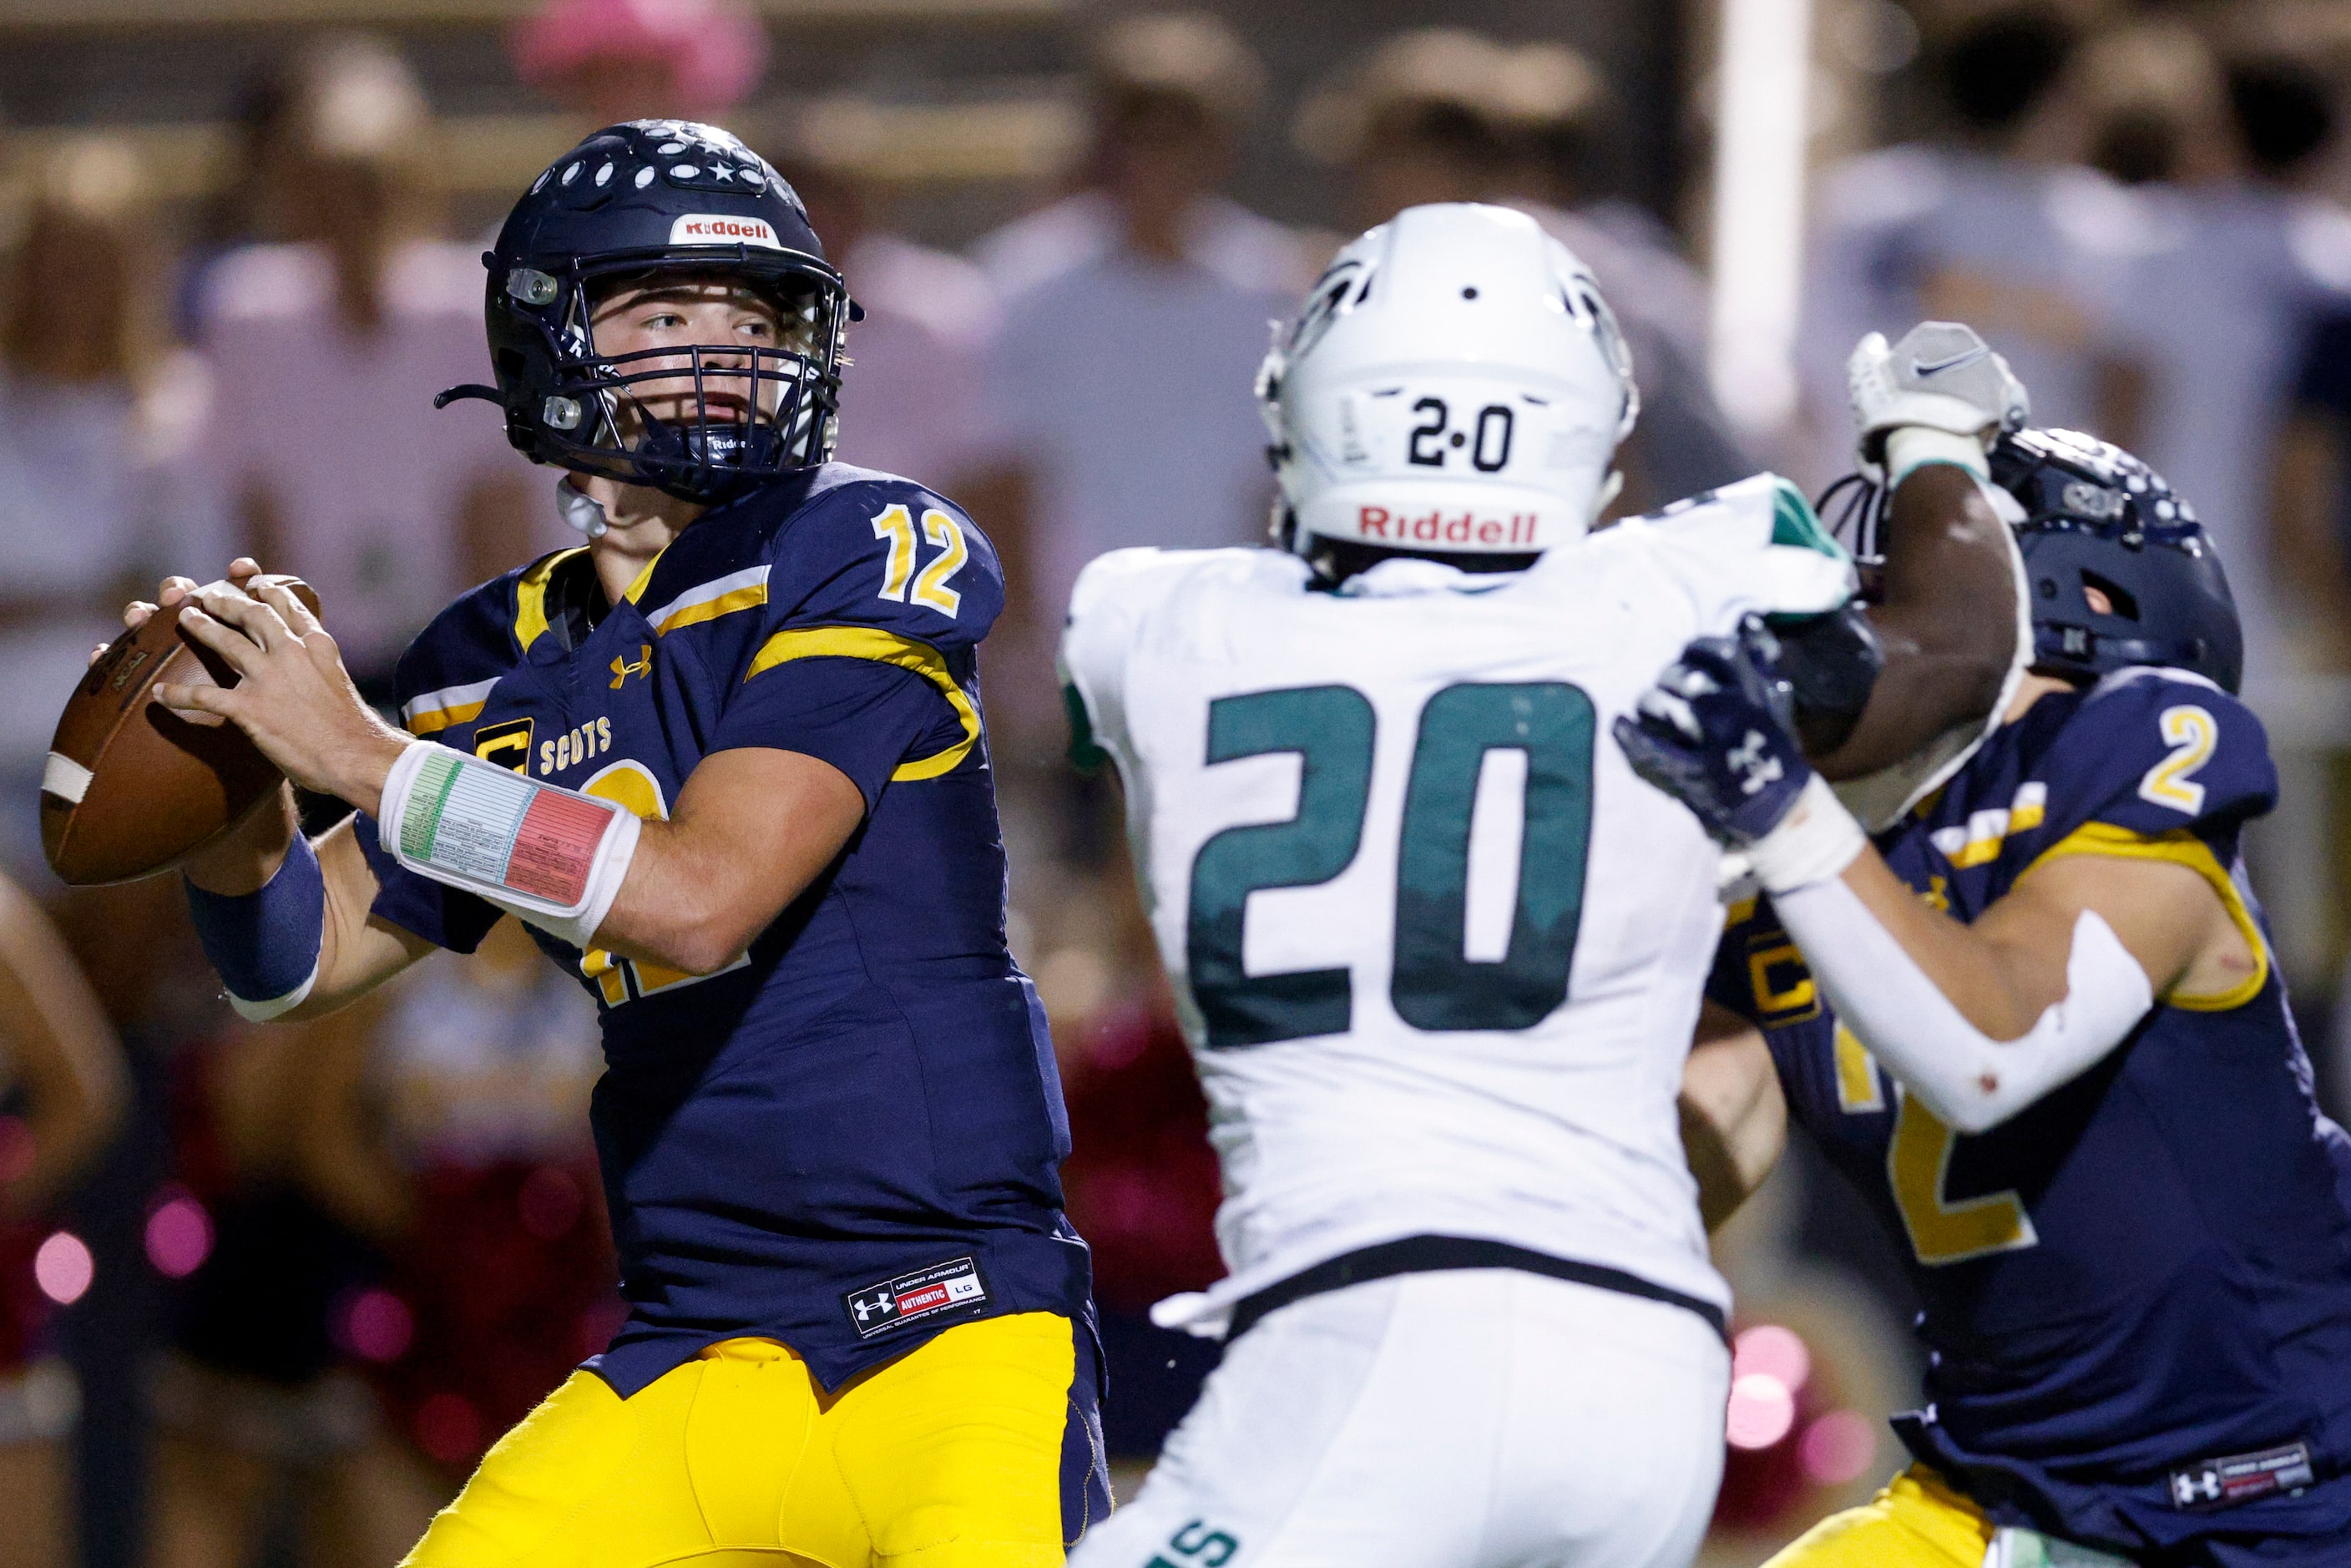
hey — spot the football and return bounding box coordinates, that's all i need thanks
[40,577,321,886]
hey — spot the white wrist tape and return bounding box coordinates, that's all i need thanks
[1886,426,1990,485]
[1772,876,2154,1134]
[1747,775,1868,895]
[379,741,640,949]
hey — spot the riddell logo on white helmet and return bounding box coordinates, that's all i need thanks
[1353,505,1543,549]
[670,214,781,248]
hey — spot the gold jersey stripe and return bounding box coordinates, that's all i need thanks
[746,625,979,781]
[2024,822,2268,1011]
[400,675,500,736]
[645,566,771,636]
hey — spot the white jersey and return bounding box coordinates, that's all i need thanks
[1060,473,1852,1332]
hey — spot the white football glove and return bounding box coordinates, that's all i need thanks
[1848,321,2030,483]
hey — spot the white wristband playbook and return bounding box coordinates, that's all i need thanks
[378,741,641,949]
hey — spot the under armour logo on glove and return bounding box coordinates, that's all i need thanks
[1728,730,1784,797]
[1615,617,1814,846]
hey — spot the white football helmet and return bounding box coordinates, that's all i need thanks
[1256,203,1638,566]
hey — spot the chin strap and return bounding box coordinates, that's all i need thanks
[1588,468,1625,524]
[556,478,609,539]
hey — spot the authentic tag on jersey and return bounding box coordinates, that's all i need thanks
[398,748,608,908]
[2168,1441,2314,1510]
[842,1257,988,1338]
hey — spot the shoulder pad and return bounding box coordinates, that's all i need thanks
[392,561,539,736]
[645,465,1004,655]
[1645,473,1843,557]
[1061,547,1291,768]
[774,468,1004,653]
[1067,545,1246,625]
[2040,667,2277,838]
[1610,473,1854,625]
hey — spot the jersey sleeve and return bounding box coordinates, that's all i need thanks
[1059,546,1206,773]
[708,478,999,810]
[2034,670,2278,844]
[1704,910,1767,1025]
[1641,472,1858,629]
[2019,671,2277,1009]
[362,581,526,954]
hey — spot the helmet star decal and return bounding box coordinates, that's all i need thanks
[436,119,847,503]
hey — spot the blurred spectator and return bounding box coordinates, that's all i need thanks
[174,70,301,339]
[511,0,766,127]
[1296,28,1751,512]
[191,36,552,690]
[2096,26,2351,698]
[976,12,1310,713]
[1797,3,2146,492]
[769,142,1004,494]
[2124,37,2351,997]
[0,140,212,878]
[150,920,609,1567]
[0,872,128,1568]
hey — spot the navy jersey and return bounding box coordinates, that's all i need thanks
[353,463,1090,1395]
[1710,668,2351,1557]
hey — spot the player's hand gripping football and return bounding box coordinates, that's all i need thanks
[1614,617,1813,846]
[119,560,411,813]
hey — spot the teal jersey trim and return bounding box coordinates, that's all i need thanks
[1769,477,1847,562]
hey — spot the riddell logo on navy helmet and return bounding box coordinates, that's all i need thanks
[1355,505,1540,549]
[670,214,781,249]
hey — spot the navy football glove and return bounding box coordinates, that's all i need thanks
[1615,617,1815,845]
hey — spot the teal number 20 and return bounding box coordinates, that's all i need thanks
[1187,687,1375,1048]
[1186,681,1595,1048]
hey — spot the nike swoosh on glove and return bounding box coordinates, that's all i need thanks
[1614,616,1814,845]
[1848,321,2030,480]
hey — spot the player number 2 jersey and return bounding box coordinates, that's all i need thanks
[1061,473,1853,1329]
[1712,666,2351,1555]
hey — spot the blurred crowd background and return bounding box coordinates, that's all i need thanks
[1,0,2349,1563]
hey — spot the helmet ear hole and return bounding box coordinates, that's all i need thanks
[2080,571,2138,620]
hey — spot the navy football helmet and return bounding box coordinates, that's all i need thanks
[437,120,853,503]
[1820,427,2242,695]
[1990,427,2243,695]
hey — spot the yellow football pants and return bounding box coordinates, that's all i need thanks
[1762,1465,1997,1568]
[402,1311,1082,1568]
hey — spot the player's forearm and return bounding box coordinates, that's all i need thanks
[1770,848,2153,1134]
[594,751,865,974]
[593,822,780,975]
[1833,849,2047,1038]
[284,816,434,1020]
[1816,464,2017,780]
[184,781,298,895]
[186,810,422,1024]
[1679,1010,1786,1232]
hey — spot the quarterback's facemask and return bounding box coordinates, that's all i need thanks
[1256,203,1637,577]
[439,120,856,505]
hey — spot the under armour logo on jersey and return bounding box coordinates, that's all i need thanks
[610,645,651,688]
[2167,1442,2313,1511]
[842,1257,989,1338]
[1730,730,1785,797]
